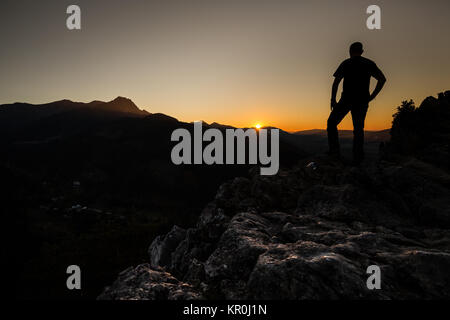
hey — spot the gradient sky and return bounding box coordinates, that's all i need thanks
[1,0,449,131]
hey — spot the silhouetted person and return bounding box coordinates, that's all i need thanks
[327,42,386,164]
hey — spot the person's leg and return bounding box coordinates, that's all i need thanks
[327,100,351,156]
[350,104,368,163]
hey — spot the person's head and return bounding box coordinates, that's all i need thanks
[349,42,364,57]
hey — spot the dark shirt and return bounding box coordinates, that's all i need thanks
[333,56,383,102]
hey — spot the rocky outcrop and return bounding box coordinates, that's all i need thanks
[99,154,450,299]
[97,264,202,300]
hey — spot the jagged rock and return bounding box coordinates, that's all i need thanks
[148,225,186,268]
[183,258,206,286]
[204,213,272,280]
[379,160,450,225]
[247,243,368,299]
[97,264,202,300]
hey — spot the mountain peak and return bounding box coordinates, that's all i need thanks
[102,97,148,115]
[109,96,136,107]
[111,96,132,103]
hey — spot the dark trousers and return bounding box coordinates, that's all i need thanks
[327,99,368,161]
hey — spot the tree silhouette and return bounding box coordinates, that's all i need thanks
[388,91,450,169]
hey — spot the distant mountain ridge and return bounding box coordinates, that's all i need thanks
[0,96,149,116]
[0,96,390,141]
[0,96,149,139]
[0,96,391,159]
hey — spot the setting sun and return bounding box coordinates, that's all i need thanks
[255,124,261,129]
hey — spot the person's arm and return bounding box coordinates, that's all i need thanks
[369,68,386,102]
[331,76,342,110]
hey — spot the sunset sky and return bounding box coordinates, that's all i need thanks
[1,0,449,131]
